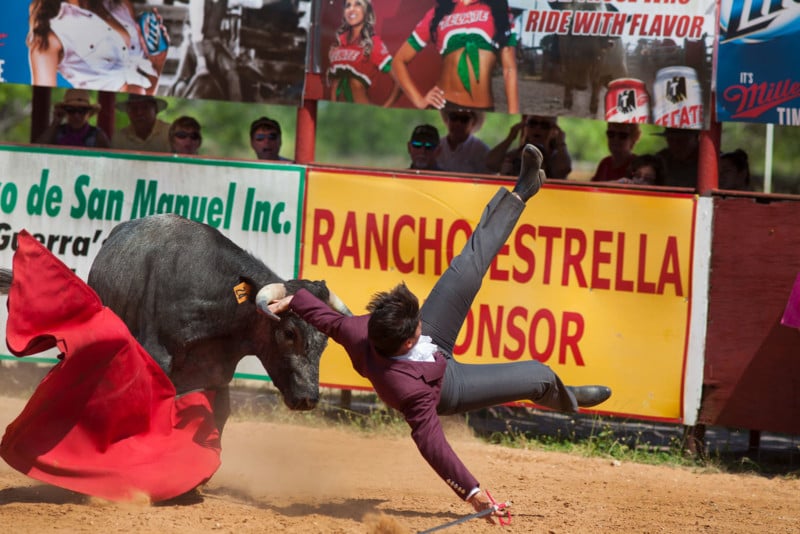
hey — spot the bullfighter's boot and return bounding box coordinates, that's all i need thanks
[513,144,546,202]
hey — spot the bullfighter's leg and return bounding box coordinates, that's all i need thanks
[420,145,543,352]
[437,358,577,415]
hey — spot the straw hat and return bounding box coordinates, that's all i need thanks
[55,89,101,114]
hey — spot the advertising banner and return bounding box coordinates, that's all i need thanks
[304,168,697,422]
[716,0,800,125]
[317,0,715,127]
[0,0,309,105]
[0,145,305,369]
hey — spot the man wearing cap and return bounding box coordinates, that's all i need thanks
[407,124,442,171]
[112,94,172,153]
[250,117,292,162]
[37,89,111,149]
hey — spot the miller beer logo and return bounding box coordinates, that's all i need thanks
[721,0,800,43]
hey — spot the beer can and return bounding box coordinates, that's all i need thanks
[604,78,650,123]
[139,11,169,55]
[652,66,703,129]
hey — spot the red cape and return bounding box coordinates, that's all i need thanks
[0,231,221,502]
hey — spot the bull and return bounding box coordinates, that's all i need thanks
[3,214,349,433]
[555,3,628,115]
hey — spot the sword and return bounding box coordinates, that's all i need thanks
[417,500,512,533]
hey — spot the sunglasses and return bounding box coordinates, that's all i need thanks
[525,119,552,130]
[448,114,472,124]
[410,140,437,150]
[174,131,201,141]
[254,132,279,141]
[606,130,630,140]
[64,106,90,115]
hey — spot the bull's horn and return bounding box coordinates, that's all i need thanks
[327,290,353,317]
[256,283,287,320]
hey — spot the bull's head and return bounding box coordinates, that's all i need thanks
[254,280,350,411]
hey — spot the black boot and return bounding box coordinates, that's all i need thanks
[567,385,612,408]
[513,144,546,202]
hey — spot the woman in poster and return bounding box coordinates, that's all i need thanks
[27,0,168,94]
[391,0,519,113]
[327,0,400,106]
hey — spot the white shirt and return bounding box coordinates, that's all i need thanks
[437,134,490,174]
[49,1,156,91]
[392,335,437,363]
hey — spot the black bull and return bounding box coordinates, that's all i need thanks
[2,214,349,432]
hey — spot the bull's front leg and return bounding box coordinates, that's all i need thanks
[590,79,600,115]
[563,83,573,110]
[213,385,231,435]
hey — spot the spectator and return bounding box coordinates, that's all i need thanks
[169,116,203,155]
[591,122,641,182]
[112,94,171,153]
[437,110,489,174]
[250,116,292,162]
[487,115,572,179]
[407,124,442,171]
[655,127,699,187]
[622,154,665,186]
[36,89,111,148]
[719,149,751,191]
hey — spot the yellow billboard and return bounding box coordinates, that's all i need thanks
[303,169,696,421]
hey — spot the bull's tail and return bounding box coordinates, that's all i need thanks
[0,268,12,295]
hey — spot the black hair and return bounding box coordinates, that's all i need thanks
[366,282,420,357]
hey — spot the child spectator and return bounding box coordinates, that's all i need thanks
[36,89,111,148]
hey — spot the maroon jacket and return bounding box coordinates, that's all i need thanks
[291,288,479,499]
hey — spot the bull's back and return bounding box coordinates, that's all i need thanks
[88,214,280,370]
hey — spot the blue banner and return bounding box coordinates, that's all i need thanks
[717,0,800,125]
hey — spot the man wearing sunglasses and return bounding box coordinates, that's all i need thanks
[591,122,641,182]
[37,89,111,149]
[407,124,442,171]
[437,110,490,174]
[169,116,203,156]
[487,115,572,179]
[250,116,292,162]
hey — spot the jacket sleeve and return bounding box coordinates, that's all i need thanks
[399,385,480,500]
[289,288,365,352]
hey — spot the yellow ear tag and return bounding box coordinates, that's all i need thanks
[233,281,251,304]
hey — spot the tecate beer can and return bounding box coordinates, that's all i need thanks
[604,78,650,123]
[139,11,169,55]
[653,66,703,129]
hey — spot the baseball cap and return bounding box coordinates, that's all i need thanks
[410,124,440,145]
[250,116,282,138]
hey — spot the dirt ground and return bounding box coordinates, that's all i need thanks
[1,395,799,534]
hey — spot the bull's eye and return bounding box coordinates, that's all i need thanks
[283,329,295,341]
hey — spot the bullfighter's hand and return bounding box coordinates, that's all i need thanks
[266,295,294,320]
[467,489,499,525]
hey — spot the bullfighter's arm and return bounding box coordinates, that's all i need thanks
[399,386,480,500]
[286,288,364,351]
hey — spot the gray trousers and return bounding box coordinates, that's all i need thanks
[421,189,578,415]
